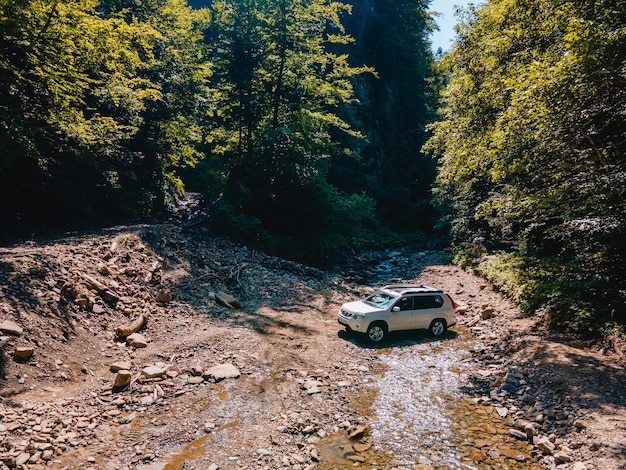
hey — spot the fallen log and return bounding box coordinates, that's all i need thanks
[77,272,120,306]
[115,312,149,338]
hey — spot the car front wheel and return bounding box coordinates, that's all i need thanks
[429,319,447,337]
[367,322,387,342]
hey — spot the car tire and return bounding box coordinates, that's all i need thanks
[367,322,387,342]
[429,319,447,337]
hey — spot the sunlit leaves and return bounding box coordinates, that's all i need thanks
[426,0,626,332]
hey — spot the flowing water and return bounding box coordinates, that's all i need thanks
[370,334,476,469]
[320,253,534,469]
[319,328,533,469]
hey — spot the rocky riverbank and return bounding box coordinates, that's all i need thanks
[0,224,624,469]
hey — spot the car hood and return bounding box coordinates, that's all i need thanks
[341,300,382,314]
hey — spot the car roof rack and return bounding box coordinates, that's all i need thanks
[381,284,441,293]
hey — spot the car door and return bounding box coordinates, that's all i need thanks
[388,296,415,331]
[413,294,445,329]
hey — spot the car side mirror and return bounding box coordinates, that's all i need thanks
[392,306,400,312]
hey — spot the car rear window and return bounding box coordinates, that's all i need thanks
[413,295,444,309]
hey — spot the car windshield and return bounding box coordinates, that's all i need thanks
[364,291,397,309]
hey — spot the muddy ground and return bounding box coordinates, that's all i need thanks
[0,223,624,469]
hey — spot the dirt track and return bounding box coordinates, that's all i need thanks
[0,224,624,469]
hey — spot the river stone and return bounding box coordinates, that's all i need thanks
[555,451,571,463]
[347,454,366,463]
[353,442,372,452]
[142,366,166,379]
[110,361,133,372]
[92,304,105,314]
[509,428,527,441]
[304,379,323,394]
[114,370,132,388]
[14,346,34,359]
[127,333,148,348]
[204,363,240,381]
[0,320,23,336]
[537,436,556,455]
[215,292,240,309]
[15,453,30,466]
[498,447,526,461]
[525,423,536,440]
[495,406,509,418]
[156,288,172,303]
[481,306,496,319]
[348,424,368,440]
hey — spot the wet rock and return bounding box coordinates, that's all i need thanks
[348,424,368,440]
[347,454,366,463]
[353,442,372,452]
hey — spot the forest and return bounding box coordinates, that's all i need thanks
[1,0,624,338]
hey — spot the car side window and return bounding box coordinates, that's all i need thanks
[396,297,414,311]
[414,295,444,309]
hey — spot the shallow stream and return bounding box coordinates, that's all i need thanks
[319,252,534,469]
[319,328,533,469]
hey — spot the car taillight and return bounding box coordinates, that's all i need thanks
[445,293,458,310]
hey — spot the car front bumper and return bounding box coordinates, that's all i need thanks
[337,312,368,333]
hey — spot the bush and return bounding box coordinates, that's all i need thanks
[456,248,625,338]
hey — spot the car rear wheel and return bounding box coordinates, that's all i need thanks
[367,322,387,342]
[429,319,447,337]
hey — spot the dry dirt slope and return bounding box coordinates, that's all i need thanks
[0,224,625,469]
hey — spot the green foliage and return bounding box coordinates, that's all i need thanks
[426,0,626,336]
[0,0,211,229]
[0,0,438,264]
[340,0,439,230]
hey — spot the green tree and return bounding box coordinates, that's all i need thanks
[425,0,626,333]
[205,0,374,259]
[0,0,210,229]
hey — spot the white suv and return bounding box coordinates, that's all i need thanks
[338,284,458,342]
